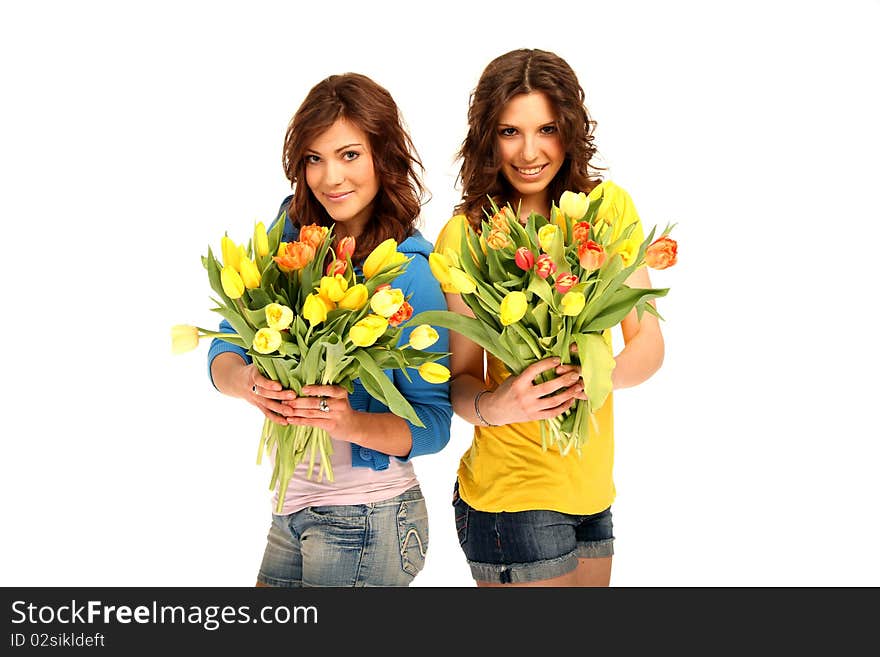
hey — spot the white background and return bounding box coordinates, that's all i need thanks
[2,0,878,587]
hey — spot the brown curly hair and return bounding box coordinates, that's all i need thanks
[455,49,604,229]
[282,73,425,261]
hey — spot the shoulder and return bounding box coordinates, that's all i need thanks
[434,214,470,255]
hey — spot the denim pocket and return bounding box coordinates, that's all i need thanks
[397,498,428,578]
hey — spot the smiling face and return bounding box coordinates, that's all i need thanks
[496,92,565,217]
[304,118,380,239]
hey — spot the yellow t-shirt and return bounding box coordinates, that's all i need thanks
[434,181,644,515]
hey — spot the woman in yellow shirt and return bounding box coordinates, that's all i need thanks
[434,49,665,587]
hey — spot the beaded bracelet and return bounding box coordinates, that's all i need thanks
[474,389,495,426]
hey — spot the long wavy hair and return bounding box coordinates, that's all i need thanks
[455,49,603,229]
[282,73,425,261]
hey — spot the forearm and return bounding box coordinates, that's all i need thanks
[612,330,664,390]
[346,410,413,457]
[210,352,249,398]
[450,373,493,426]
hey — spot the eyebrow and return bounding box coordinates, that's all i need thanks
[497,121,556,128]
[305,143,364,155]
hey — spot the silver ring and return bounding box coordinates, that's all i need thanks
[252,385,257,394]
[318,398,330,413]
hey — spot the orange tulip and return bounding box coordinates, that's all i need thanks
[578,240,606,271]
[274,241,315,272]
[645,236,678,270]
[299,224,329,250]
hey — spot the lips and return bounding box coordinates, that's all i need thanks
[513,164,548,178]
[325,191,354,201]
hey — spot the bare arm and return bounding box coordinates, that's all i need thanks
[612,266,665,389]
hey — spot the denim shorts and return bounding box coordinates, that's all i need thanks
[452,482,614,584]
[257,486,428,587]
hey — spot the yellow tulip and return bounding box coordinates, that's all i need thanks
[253,221,269,258]
[500,291,528,325]
[170,324,200,354]
[363,238,399,278]
[418,362,450,384]
[560,291,586,316]
[370,287,405,318]
[253,327,282,354]
[448,267,476,294]
[221,266,245,299]
[409,324,439,350]
[239,258,261,289]
[349,314,389,347]
[559,190,589,220]
[319,274,349,302]
[265,303,293,331]
[614,238,641,267]
[221,236,241,271]
[303,293,333,326]
[443,247,461,269]
[537,224,559,252]
[428,252,453,286]
[338,283,369,311]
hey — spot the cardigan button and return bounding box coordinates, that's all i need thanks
[359,447,373,461]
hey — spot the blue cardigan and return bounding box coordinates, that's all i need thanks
[207,197,452,470]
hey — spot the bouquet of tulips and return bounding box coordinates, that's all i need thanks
[413,187,677,456]
[172,215,449,511]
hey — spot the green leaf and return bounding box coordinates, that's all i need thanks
[353,351,424,426]
[407,309,519,370]
[580,286,669,332]
[572,332,615,413]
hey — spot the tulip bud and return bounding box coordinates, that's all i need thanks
[239,258,261,289]
[171,324,200,354]
[253,327,283,354]
[300,224,330,250]
[418,362,451,384]
[409,324,439,350]
[615,238,641,267]
[349,314,389,347]
[303,293,332,326]
[363,238,398,278]
[514,247,535,271]
[486,229,511,250]
[319,274,349,302]
[253,222,269,258]
[338,283,368,311]
[336,236,356,260]
[370,287,405,318]
[537,224,559,253]
[577,240,606,271]
[559,190,589,220]
[645,236,678,270]
[326,258,347,277]
[448,267,477,294]
[535,254,557,279]
[572,221,591,243]
[388,300,414,327]
[554,273,579,294]
[500,291,528,326]
[220,266,245,299]
[560,291,586,316]
[221,236,241,271]
[265,303,293,331]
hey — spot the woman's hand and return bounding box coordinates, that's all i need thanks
[282,384,359,440]
[478,357,588,426]
[242,364,298,425]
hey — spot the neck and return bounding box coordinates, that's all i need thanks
[514,191,550,222]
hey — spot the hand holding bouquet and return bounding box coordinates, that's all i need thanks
[172,214,449,511]
[413,185,677,455]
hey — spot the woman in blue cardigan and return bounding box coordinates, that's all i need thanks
[208,73,451,587]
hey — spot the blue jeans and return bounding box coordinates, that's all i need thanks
[453,482,614,584]
[258,486,428,587]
